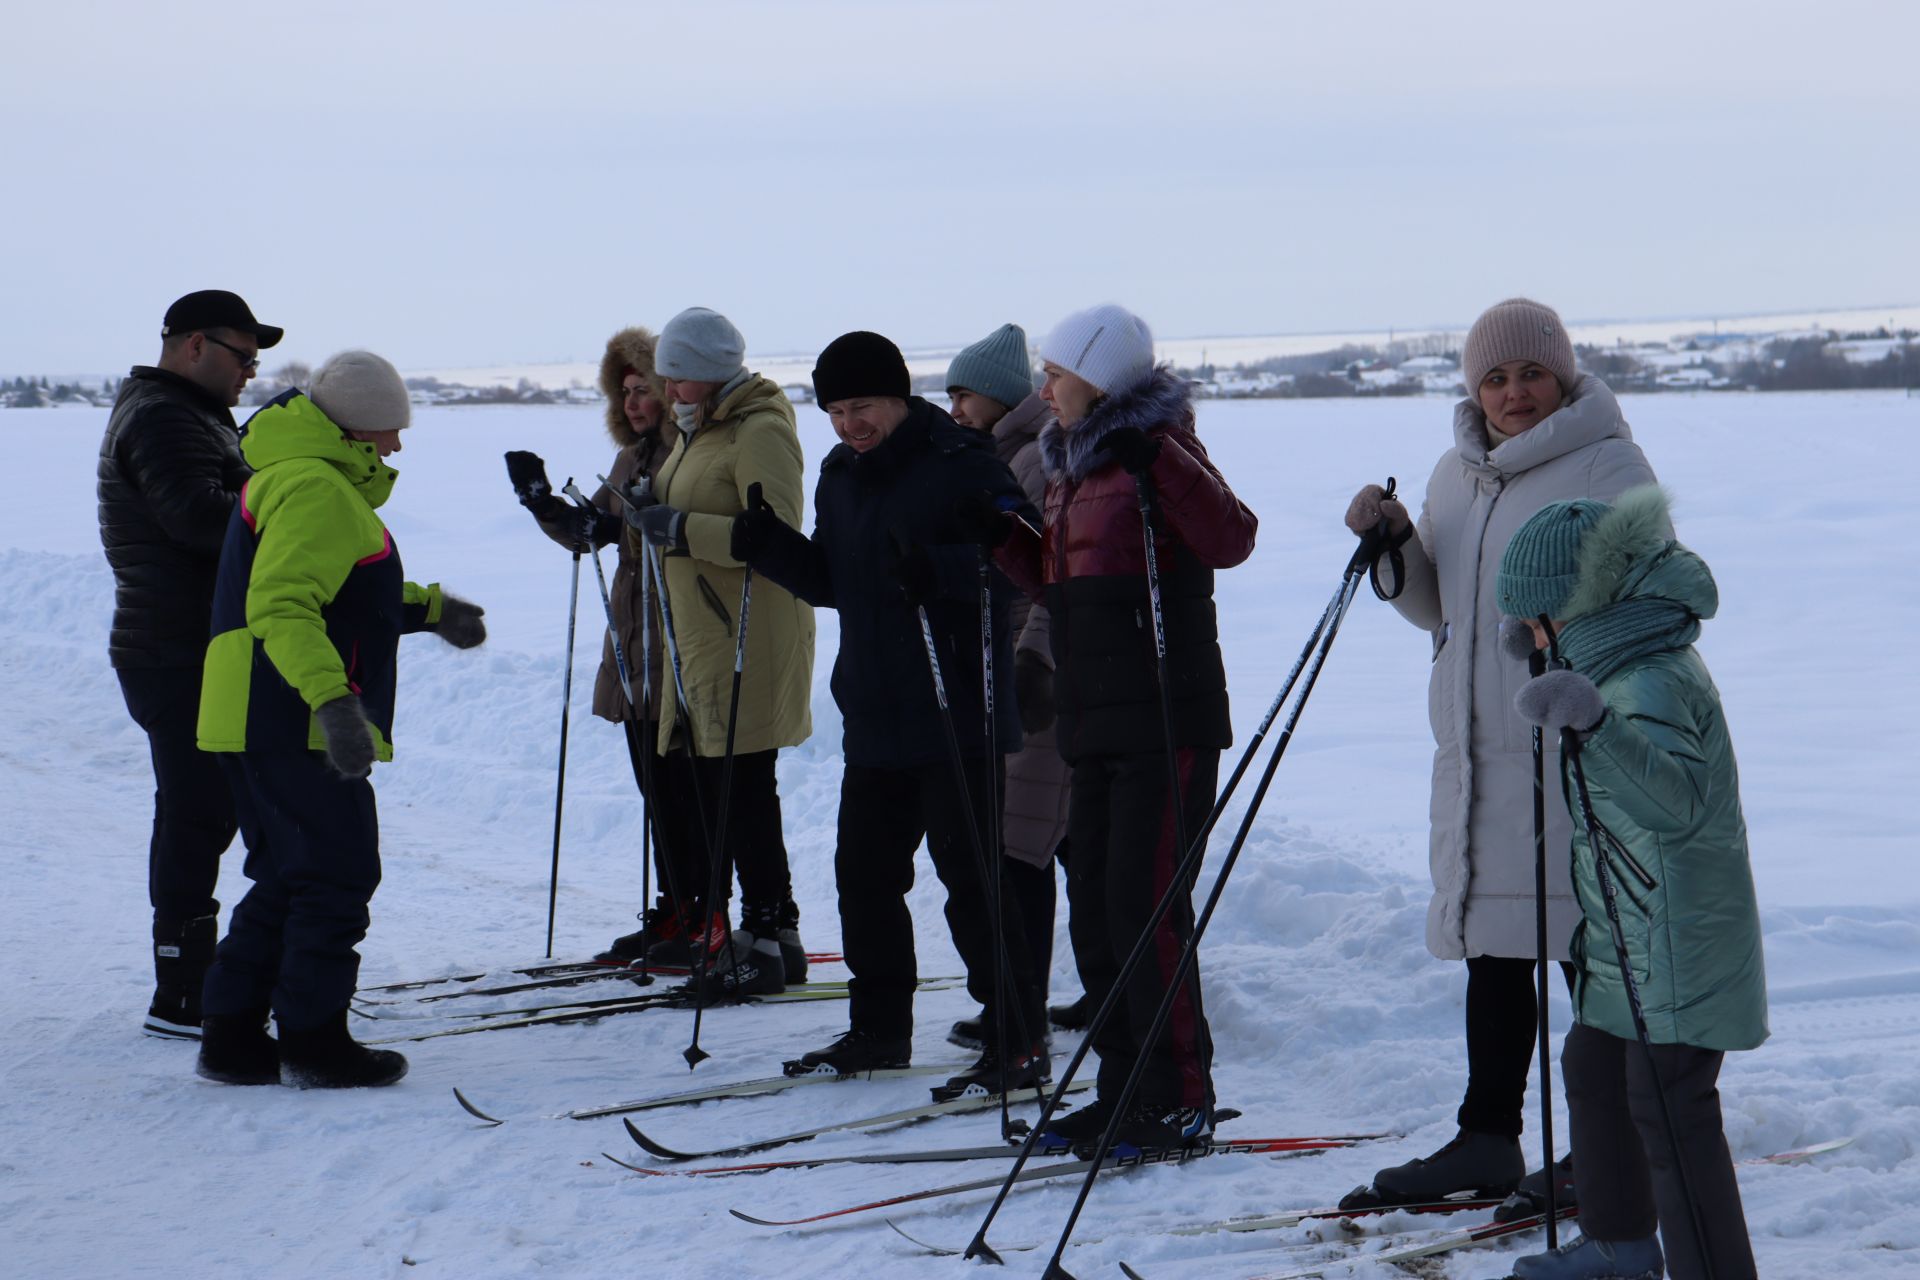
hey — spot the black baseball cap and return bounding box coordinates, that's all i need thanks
[161,290,284,349]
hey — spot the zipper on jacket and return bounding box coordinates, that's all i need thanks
[696,574,733,632]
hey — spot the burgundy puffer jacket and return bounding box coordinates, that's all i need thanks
[998,367,1257,761]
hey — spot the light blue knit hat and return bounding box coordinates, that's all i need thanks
[656,307,745,382]
[946,323,1033,411]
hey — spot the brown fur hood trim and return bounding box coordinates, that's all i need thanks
[598,327,667,448]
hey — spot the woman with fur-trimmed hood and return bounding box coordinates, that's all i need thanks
[1496,485,1764,1280]
[990,304,1258,1153]
[504,327,706,965]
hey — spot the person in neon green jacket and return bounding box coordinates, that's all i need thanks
[1495,485,1764,1280]
[195,351,485,1091]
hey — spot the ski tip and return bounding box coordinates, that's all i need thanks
[883,1218,958,1256]
[728,1207,783,1228]
[1119,1265,1150,1280]
[599,1151,665,1176]
[452,1087,504,1126]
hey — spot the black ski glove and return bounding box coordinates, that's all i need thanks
[953,490,1015,548]
[1101,427,1162,475]
[1014,649,1055,735]
[435,593,487,649]
[505,450,559,514]
[729,482,787,563]
[888,534,938,606]
[314,695,377,779]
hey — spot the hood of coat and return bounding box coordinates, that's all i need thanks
[1451,374,1632,481]
[707,371,792,428]
[240,392,398,508]
[1563,484,1718,623]
[1038,365,1194,485]
[597,326,668,449]
[991,389,1054,459]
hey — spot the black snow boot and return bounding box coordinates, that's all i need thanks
[196,1011,280,1086]
[596,898,680,964]
[930,1040,1051,1103]
[782,1028,911,1078]
[1496,1150,1578,1222]
[1047,993,1092,1032]
[144,914,219,1039]
[277,1009,409,1089]
[1358,1129,1525,1206]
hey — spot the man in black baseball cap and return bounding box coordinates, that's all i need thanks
[98,288,283,1038]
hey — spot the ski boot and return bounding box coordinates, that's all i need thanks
[1509,1232,1663,1279]
[930,1040,1051,1103]
[596,898,680,964]
[1048,993,1091,1031]
[647,908,728,968]
[776,898,807,985]
[682,929,786,1004]
[1496,1151,1578,1222]
[782,1028,911,1078]
[1084,1099,1214,1158]
[947,1010,988,1051]
[1339,1128,1524,1211]
[1034,1093,1117,1154]
[278,1009,408,1089]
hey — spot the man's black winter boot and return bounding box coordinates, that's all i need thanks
[930,1040,1051,1103]
[196,1011,280,1085]
[1366,1128,1525,1203]
[596,898,679,964]
[1036,1092,1117,1153]
[277,1009,408,1089]
[1047,993,1092,1032]
[144,914,218,1039]
[1091,1099,1214,1156]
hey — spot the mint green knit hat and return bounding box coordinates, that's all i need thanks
[946,322,1033,411]
[1497,498,1610,621]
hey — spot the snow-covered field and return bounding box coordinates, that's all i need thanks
[4,390,1917,1279]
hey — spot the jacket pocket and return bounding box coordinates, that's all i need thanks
[696,574,733,633]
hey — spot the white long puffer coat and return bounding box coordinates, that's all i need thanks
[1376,375,1659,961]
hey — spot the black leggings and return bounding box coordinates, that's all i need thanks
[1459,953,1576,1137]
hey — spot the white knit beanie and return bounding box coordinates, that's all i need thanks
[1039,304,1156,395]
[310,350,411,432]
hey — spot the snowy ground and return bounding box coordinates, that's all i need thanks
[4,390,1918,1279]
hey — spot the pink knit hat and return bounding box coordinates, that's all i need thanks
[1462,297,1579,393]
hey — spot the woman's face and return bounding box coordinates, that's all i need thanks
[1039,363,1102,429]
[622,373,664,433]
[1477,361,1565,436]
[665,377,721,406]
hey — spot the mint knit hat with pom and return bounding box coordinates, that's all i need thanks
[1496,497,1611,621]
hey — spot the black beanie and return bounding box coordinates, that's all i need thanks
[812,331,911,407]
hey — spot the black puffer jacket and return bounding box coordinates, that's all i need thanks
[747,398,1037,768]
[97,367,250,668]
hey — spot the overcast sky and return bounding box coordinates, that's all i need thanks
[7,0,1915,375]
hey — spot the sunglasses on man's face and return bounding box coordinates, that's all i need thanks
[202,333,260,372]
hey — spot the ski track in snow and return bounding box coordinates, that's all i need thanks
[4,392,1917,1277]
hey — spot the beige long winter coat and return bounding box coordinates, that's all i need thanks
[992,391,1071,867]
[1375,375,1658,961]
[644,374,815,758]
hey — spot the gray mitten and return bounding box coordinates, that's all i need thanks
[436,593,487,649]
[1498,616,1538,662]
[1514,669,1606,734]
[1344,483,1410,537]
[315,695,377,779]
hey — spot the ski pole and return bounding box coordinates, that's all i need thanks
[1033,537,1377,1277]
[545,494,584,959]
[965,496,1397,1264]
[684,562,753,1069]
[1542,620,1714,1280]
[977,551,1015,1136]
[1528,640,1560,1249]
[641,545,729,1033]
[567,480,681,987]
[1133,473,1190,867]
[908,574,1048,1131]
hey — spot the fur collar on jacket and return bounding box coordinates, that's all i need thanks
[1039,365,1193,485]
